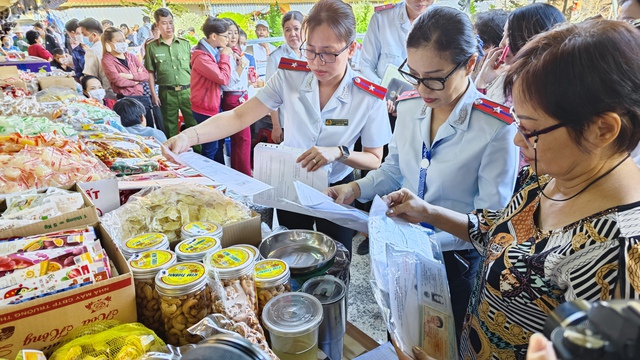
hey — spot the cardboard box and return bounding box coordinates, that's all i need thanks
[37,76,77,90]
[0,223,136,359]
[0,184,100,240]
[220,210,262,248]
[0,65,27,91]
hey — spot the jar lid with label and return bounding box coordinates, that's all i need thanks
[122,233,169,258]
[176,236,222,262]
[181,221,223,239]
[155,262,208,297]
[255,259,290,289]
[129,249,177,279]
[204,248,254,279]
[262,292,323,337]
[230,244,260,262]
[301,275,346,305]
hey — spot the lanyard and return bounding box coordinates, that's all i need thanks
[417,139,443,199]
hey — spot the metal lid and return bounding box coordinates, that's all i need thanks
[204,248,254,279]
[261,292,323,337]
[181,221,222,238]
[176,236,222,261]
[123,233,169,253]
[301,275,346,305]
[255,259,290,288]
[155,262,207,296]
[129,249,176,279]
[182,334,271,360]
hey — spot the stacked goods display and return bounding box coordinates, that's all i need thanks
[0,133,113,194]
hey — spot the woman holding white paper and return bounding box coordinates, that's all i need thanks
[162,0,391,253]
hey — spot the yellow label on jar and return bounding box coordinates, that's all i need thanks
[234,245,257,258]
[178,236,218,254]
[125,233,165,250]
[182,221,219,235]
[255,259,287,280]
[159,263,206,286]
[130,250,174,270]
[210,248,250,269]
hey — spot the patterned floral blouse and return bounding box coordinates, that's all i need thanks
[459,167,640,359]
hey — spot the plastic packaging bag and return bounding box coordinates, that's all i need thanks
[48,321,167,360]
[368,196,456,360]
[101,184,253,243]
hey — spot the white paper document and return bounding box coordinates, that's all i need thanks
[177,151,272,196]
[253,143,328,207]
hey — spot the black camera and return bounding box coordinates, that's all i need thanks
[543,300,640,360]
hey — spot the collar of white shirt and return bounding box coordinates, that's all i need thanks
[300,65,354,104]
[418,79,482,133]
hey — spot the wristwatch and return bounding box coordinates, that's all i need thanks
[338,145,350,162]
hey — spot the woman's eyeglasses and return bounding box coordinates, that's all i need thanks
[299,41,350,63]
[397,59,465,91]
[510,107,566,147]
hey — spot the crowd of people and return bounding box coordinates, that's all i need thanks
[154,0,640,359]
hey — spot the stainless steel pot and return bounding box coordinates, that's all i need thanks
[259,230,337,274]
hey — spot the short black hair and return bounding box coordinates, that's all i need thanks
[65,18,79,33]
[202,17,229,38]
[52,48,65,56]
[78,18,103,35]
[0,35,10,42]
[113,98,145,127]
[143,16,151,23]
[26,30,40,45]
[154,8,174,23]
[474,10,509,49]
[507,3,565,55]
[33,22,44,30]
[81,75,102,92]
[102,19,114,27]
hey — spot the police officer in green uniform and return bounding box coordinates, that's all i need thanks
[144,8,197,140]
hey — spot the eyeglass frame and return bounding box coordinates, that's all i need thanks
[299,41,352,64]
[397,58,466,91]
[510,106,566,147]
[216,34,229,38]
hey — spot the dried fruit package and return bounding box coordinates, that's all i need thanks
[101,184,252,243]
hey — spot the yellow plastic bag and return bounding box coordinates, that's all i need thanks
[49,322,166,360]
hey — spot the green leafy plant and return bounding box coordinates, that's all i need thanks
[263,2,283,37]
[174,12,207,40]
[120,0,186,18]
[217,12,255,39]
[352,1,374,42]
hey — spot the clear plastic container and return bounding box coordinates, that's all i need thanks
[121,232,169,259]
[155,262,213,346]
[129,249,177,338]
[261,292,323,360]
[255,259,291,317]
[175,236,222,262]
[205,247,258,315]
[181,221,223,240]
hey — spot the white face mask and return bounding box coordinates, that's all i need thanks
[75,34,83,44]
[114,42,128,54]
[88,89,106,101]
[240,44,247,53]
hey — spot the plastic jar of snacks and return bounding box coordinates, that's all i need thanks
[121,233,169,259]
[254,259,291,317]
[230,244,261,263]
[181,221,222,240]
[129,249,176,338]
[175,236,222,262]
[205,248,258,314]
[155,262,213,346]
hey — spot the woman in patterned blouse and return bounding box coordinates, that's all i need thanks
[385,19,640,360]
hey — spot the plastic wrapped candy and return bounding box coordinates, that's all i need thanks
[0,115,76,136]
[101,184,252,243]
[0,133,114,194]
[109,158,159,176]
[79,132,161,162]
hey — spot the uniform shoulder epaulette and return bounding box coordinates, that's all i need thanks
[375,3,396,12]
[396,90,420,102]
[278,57,310,71]
[472,98,513,125]
[353,77,387,100]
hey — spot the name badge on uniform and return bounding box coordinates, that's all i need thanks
[325,119,349,126]
[420,158,430,169]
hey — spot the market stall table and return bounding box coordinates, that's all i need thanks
[0,56,51,72]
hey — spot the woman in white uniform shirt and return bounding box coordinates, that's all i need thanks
[163,0,392,254]
[327,6,519,341]
[265,10,304,144]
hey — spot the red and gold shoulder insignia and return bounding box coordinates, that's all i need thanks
[375,3,396,12]
[353,77,387,100]
[278,57,310,71]
[396,90,420,102]
[472,98,513,125]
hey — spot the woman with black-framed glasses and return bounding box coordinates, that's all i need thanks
[162,0,392,254]
[385,19,640,359]
[326,6,519,345]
